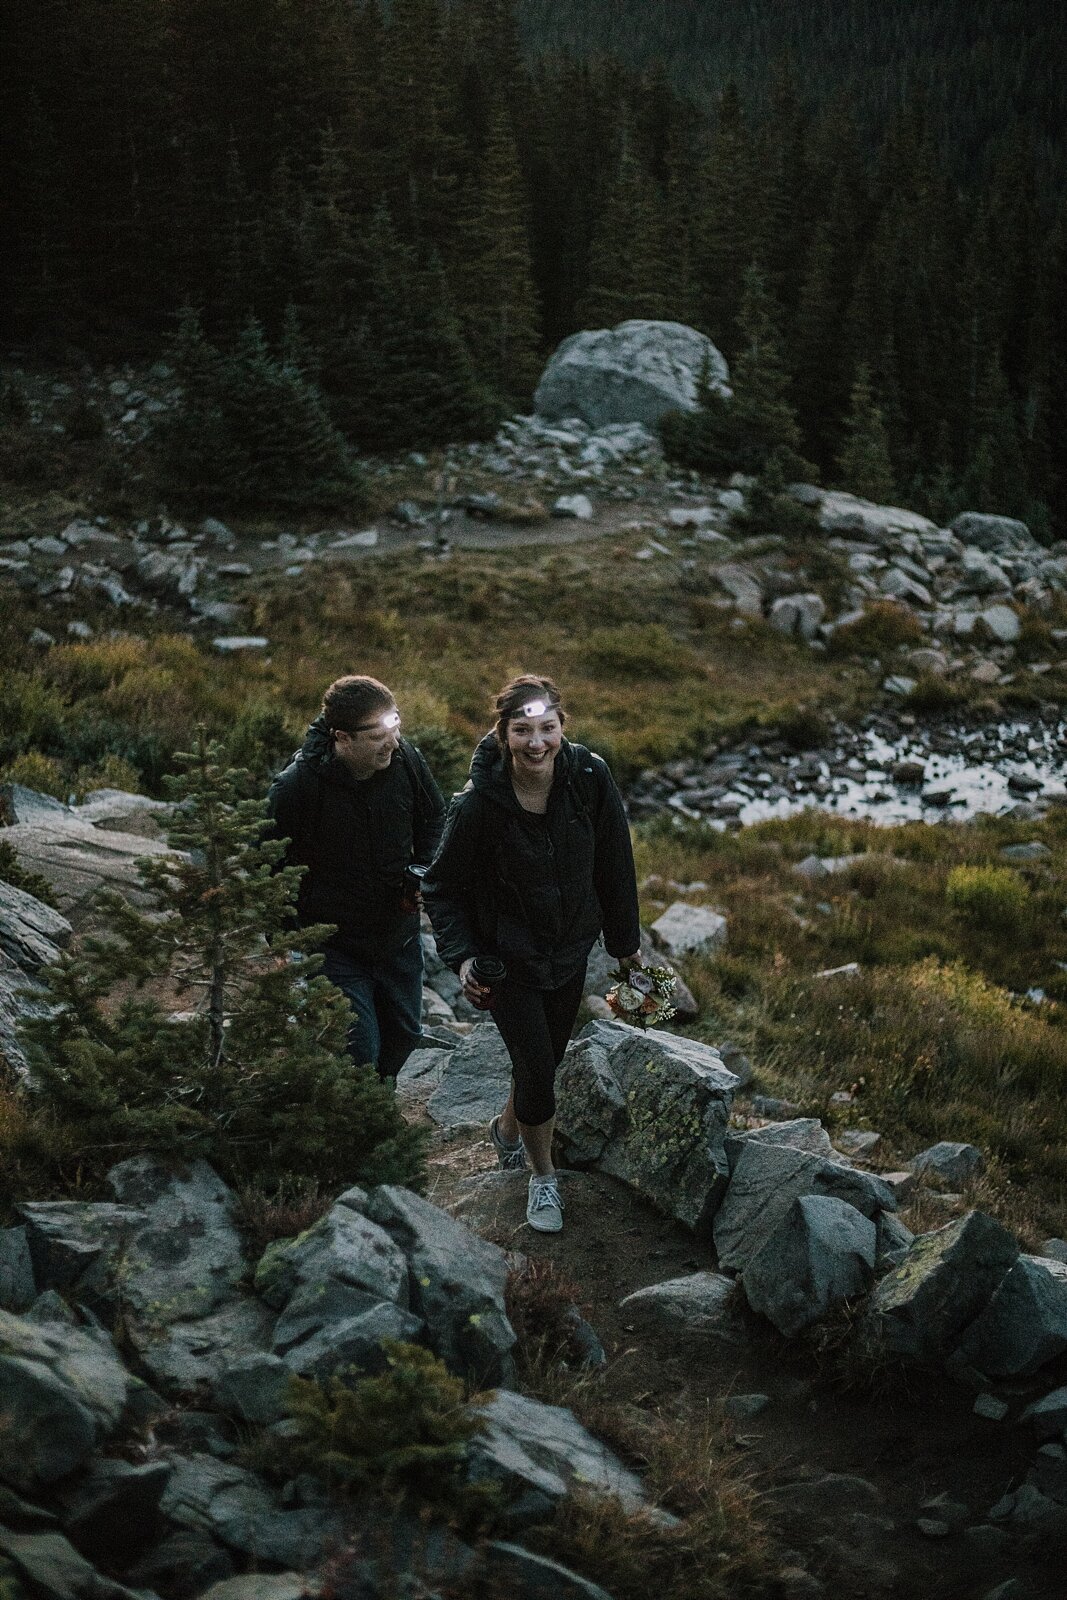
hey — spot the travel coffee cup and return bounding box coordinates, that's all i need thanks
[468,956,507,1009]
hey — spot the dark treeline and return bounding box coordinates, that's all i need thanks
[2,0,1065,531]
[519,0,1067,199]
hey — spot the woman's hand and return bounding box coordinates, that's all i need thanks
[618,951,643,970]
[459,957,492,1008]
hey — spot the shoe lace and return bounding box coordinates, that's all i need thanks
[530,1179,563,1212]
[499,1145,527,1171]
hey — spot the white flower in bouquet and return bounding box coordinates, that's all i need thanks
[604,962,677,1030]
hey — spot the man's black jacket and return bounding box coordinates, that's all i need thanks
[266,717,445,960]
[423,733,640,989]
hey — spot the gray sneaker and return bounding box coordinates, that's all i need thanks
[526,1176,564,1233]
[489,1115,527,1171]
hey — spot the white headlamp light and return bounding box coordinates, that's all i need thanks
[521,699,548,718]
[381,710,401,730]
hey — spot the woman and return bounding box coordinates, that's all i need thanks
[423,675,641,1232]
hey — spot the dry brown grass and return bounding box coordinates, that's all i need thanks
[231,1177,334,1257]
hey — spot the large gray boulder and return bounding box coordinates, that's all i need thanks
[0,1307,129,1492]
[25,1157,247,1323]
[425,1021,514,1129]
[618,1270,745,1343]
[468,1390,648,1519]
[910,1141,984,1188]
[21,1157,267,1397]
[741,1195,877,1337]
[0,879,71,969]
[55,1457,171,1564]
[534,320,730,430]
[0,1226,35,1312]
[713,1140,896,1273]
[0,946,49,1079]
[555,1021,739,1231]
[352,1185,516,1386]
[159,1452,344,1569]
[812,490,939,545]
[953,1255,1067,1379]
[724,1118,833,1171]
[649,902,727,958]
[0,1527,156,1600]
[950,512,1037,554]
[256,1197,421,1381]
[0,815,177,911]
[862,1211,1019,1365]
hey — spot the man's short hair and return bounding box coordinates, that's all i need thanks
[322,675,395,733]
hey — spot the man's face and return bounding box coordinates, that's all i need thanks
[333,704,401,777]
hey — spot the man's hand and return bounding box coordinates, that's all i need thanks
[617,951,643,970]
[459,957,492,1008]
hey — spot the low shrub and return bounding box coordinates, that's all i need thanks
[281,1341,498,1528]
[903,673,970,714]
[828,601,923,656]
[946,864,1029,929]
[774,703,831,751]
[0,750,67,799]
[0,839,58,905]
[584,624,698,682]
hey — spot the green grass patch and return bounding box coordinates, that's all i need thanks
[635,807,1067,1238]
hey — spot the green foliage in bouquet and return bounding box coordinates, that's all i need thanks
[21,732,425,1193]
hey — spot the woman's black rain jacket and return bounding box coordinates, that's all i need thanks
[423,734,640,989]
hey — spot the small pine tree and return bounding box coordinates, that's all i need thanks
[836,364,896,502]
[452,103,543,402]
[662,265,812,480]
[330,206,500,451]
[282,1340,500,1528]
[157,310,363,511]
[22,733,426,1193]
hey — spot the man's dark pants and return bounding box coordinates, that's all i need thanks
[322,936,424,1082]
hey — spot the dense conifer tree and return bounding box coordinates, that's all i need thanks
[692,83,756,354]
[662,266,810,480]
[452,105,543,401]
[576,145,668,328]
[836,365,896,503]
[328,207,500,451]
[159,310,361,510]
[23,733,425,1192]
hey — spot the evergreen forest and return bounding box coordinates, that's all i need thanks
[3,0,1066,532]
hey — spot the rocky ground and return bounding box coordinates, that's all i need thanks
[4,791,1067,1600]
[4,356,1067,1599]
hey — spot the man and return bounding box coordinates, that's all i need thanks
[267,674,445,1083]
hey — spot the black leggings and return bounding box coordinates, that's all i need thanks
[490,965,587,1126]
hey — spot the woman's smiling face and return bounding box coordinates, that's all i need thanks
[506,703,563,778]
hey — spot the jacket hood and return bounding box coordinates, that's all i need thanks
[468,730,577,808]
[298,714,335,771]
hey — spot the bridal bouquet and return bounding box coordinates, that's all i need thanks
[604,962,677,1030]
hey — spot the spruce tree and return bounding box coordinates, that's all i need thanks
[330,205,500,451]
[692,82,756,353]
[662,264,811,480]
[576,143,669,328]
[452,104,542,402]
[158,310,362,511]
[22,733,426,1193]
[836,364,896,503]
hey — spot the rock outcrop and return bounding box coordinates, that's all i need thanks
[534,320,730,429]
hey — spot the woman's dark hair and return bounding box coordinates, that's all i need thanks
[322,675,395,732]
[493,675,566,754]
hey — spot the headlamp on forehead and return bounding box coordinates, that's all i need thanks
[521,699,549,718]
[380,710,401,730]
